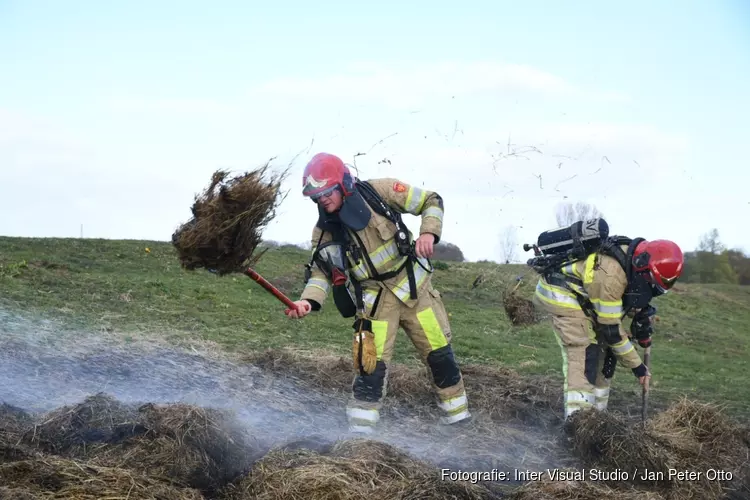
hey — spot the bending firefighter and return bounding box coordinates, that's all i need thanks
[526,218,684,419]
[284,152,471,433]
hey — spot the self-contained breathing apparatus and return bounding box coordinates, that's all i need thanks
[303,180,434,319]
[523,218,660,320]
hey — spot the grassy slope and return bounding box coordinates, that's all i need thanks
[1,236,749,420]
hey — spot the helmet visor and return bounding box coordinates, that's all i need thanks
[309,185,339,202]
[644,270,675,294]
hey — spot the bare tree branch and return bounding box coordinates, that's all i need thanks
[498,225,520,264]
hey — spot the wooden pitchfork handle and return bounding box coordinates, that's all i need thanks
[244,267,299,311]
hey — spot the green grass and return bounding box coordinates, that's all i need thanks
[1,235,749,420]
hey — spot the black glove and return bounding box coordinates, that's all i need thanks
[630,305,656,348]
[632,363,649,378]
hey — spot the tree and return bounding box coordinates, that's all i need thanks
[555,201,604,227]
[682,229,740,284]
[433,241,465,262]
[498,225,519,264]
[697,228,725,254]
[726,249,750,285]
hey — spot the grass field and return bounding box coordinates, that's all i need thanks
[1,235,749,421]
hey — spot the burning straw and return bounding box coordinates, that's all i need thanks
[172,163,289,275]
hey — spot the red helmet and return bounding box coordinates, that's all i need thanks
[302,153,355,200]
[632,239,684,293]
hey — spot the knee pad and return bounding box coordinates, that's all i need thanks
[584,344,600,385]
[595,323,622,345]
[426,345,462,388]
[352,360,387,402]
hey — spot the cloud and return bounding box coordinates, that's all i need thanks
[103,97,234,115]
[250,61,630,109]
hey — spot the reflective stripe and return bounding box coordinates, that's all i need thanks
[371,319,388,359]
[305,277,330,294]
[348,241,408,281]
[564,391,595,419]
[405,186,427,213]
[416,306,448,350]
[438,394,468,413]
[535,280,581,309]
[590,298,622,319]
[611,338,635,357]
[594,387,610,410]
[593,387,610,398]
[561,262,583,280]
[346,407,380,423]
[583,254,598,284]
[362,288,380,310]
[566,391,595,405]
[422,206,443,221]
[392,257,430,302]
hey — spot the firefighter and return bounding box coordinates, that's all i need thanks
[532,236,684,419]
[284,152,471,433]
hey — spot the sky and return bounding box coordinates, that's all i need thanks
[1,0,749,263]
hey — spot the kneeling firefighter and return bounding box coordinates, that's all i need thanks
[525,218,684,419]
[284,152,471,433]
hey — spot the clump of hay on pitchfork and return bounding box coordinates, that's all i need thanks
[502,277,539,326]
[172,162,290,276]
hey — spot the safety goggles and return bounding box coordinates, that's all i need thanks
[309,185,339,203]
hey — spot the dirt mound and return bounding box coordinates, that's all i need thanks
[244,347,562,429]
[0,454,204,499]
[224,438,499,500]
[564,398,750,500]
[172,165,289,275]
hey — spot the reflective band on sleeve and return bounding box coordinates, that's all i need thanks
[610,339,635,357]
[422,206,443,221]
[305,277,330,294]
[405,186,427,213]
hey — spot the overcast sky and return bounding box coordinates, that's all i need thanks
[1,0,749,262]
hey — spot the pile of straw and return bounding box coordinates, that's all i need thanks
[564,399,750,500]
[224,438,499,500]
[18,393,257,495]
[0,455,204,499]
[172,164,288,275]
